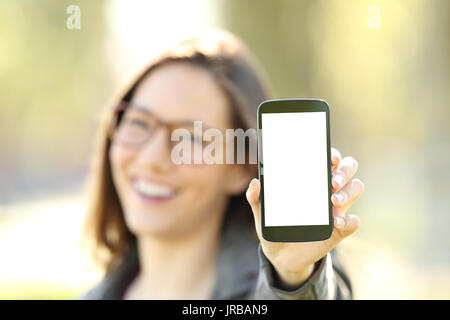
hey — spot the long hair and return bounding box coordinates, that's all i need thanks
[82,30,274,273]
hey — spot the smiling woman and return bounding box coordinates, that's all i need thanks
[81,29,358,300]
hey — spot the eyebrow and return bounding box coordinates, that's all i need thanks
[130,103,214,129]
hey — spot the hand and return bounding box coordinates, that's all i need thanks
[246,147,365,288]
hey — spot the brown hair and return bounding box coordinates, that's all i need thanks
[82,30,273,273]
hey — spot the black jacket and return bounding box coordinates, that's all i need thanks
[81,210,352,300]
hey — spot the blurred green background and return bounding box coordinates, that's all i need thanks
[0,0,449,299]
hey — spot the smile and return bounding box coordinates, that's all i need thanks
[132,179,176,201]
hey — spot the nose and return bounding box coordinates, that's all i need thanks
[134,127,173,170]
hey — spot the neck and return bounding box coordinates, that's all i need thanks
[133,212,225,299]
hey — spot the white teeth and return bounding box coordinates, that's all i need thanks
[134,180,174,197]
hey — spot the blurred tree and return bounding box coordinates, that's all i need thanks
[219,0,450,263]
[0,0,113,203]
[218,0,315,98]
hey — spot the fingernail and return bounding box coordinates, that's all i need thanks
[334,174,343,187]
[334,217,345,228]
[332,194,337,204]
[349,215,360,226]
[333,192,344,204]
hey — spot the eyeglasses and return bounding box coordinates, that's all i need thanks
[108,101,215,151]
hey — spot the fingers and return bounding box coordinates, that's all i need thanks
[321,214,360,248]
[331,148,341,172]
[331,178,365,218]
[332,214,360,240]
[332,156,358,191]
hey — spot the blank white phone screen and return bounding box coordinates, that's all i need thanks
[261,112,329,226]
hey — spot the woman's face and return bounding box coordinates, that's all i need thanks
[110,62,250,238]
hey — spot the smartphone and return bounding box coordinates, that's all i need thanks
[257,99,333,242]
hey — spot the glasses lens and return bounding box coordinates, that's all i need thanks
[169,124,225,164]
[114,108,155,146]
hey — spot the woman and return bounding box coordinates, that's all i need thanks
[81,30,364,300]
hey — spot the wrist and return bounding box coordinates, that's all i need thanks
[273,263,316,290]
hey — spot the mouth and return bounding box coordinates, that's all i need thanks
[132,179,177,204]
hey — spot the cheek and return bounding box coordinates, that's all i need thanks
[109,145,134,192]
[180,164,229,201]
[177,165,230,224]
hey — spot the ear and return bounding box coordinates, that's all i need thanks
[224,164,255,196]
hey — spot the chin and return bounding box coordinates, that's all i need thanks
[124,210,184,238]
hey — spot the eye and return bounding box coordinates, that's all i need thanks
[129,118,149,129]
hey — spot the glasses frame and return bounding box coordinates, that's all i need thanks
[108,100,216,149]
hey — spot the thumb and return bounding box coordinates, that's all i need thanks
[246,178,261,227]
